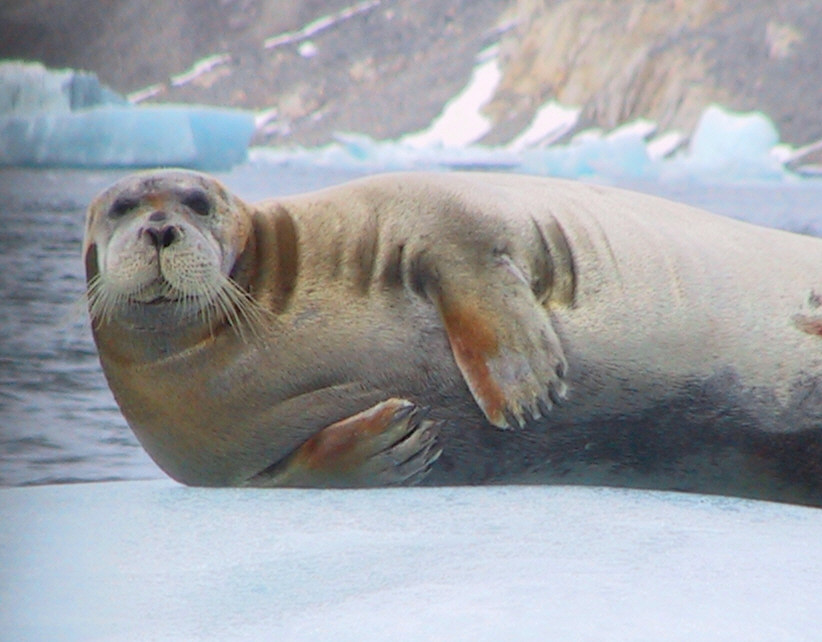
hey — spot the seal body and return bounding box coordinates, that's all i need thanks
[84,170,822,505]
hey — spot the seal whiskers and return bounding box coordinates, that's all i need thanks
[87,252,269,344]
[196,272,271,342]
[85,271,131,327]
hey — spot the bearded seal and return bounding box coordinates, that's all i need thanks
[84,169,822,504]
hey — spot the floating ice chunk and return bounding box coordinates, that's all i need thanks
[669,104,784,180]
[691,104,779,161]
[0,60,125,116]
[250,131,521,174]
[402,46,501,149]
[249,102,803,183]
[515,122,655,179]
[327,132,416,168]
[508,101,580,151]
[0,61,252,170]
[0,104,256,171]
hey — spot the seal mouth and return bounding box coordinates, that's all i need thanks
[88,265,268,341]
[142,293,188,306]
[135,286,211,309]
[129,278,181,305]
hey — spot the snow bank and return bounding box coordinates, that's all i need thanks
[402,45,501,148]
[263,0,382,50]
[508,100,580,151]
[2,481,821,641]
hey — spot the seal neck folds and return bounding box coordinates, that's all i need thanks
[247,205,299,315]
[530,216,576,308]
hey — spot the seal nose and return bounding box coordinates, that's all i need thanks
[145,225,180,249]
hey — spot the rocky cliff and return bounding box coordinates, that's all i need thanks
[2,0,820,149]
[489,0,822,147]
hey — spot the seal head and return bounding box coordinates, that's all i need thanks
[84,170,257,336]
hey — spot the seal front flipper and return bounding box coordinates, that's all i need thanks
[246,399,443,488]
[429,255,568,430]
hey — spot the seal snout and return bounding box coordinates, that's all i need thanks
[142,206,181,249]
[144,223,181,249]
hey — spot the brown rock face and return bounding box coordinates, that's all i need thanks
[488,0,822,146]
[1,0,820,147]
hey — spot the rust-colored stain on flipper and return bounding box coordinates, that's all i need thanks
[292,400,402,473]
[794,314,822,337]
[439,296,507,426]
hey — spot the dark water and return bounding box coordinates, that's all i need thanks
[1,165,821,487]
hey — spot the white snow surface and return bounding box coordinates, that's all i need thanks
[508,100,580,151]
[2,480,822,641]
[263,0,382,50]
[401,46,501,149]
[170,54,232,88]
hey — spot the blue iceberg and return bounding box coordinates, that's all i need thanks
[0,104,257,171]
[0,61,256,171]
[664,104,786,181]
[0,60,126,116]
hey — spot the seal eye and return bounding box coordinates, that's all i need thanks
[182,190,211,217]
[109,196,139,218]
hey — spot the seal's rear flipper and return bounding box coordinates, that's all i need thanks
[432,258,568,430]
[247,399,442,488]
